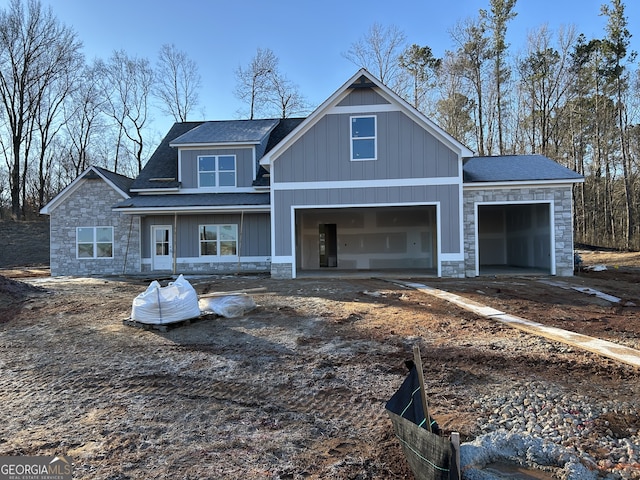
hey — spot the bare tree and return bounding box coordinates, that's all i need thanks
[517,25,578,156]
[234,48,278,119]
[343,23,407,88]
[0,0,82,218]
[96,50,154,173]
[155,44,201,122]
[266,72,309,118]
[63,61,106,177]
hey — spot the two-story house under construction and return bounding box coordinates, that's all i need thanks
[41,69,583,278]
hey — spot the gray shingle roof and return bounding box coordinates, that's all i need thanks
[131,122,205,191]
[463,155,583,183]
[114,193,270,210]
[91,166,134,194]
[169,119,280,146]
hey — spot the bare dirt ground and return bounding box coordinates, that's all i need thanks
[0,237,639,478]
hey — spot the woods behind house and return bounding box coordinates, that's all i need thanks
[1,0,639,250]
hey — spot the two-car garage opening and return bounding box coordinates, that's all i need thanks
[477,203,553,275]
[295,205,438,275]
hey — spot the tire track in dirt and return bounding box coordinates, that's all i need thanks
[1,352,392,430]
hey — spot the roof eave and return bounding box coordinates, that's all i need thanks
[114,205,270,215]
[261,68,474,168]
[464,178,584,189]
[130,187,181,194]
[169,141,260,148]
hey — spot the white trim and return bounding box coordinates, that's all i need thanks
[130,188,181,194]
[473,199,556,276]
[179,186,255,194]
[169,141,260,148]
[116,205,270,214]
[290,205,296,277]
[76,226,114,260]
[198,223,238,258]
[260,68,474,169]
[440,253,465,261]
[270,255,295,263]
[350,115,377,161]
[288,201,446,277]
[177,149,183,184]
[197,153,237,189]
[151,225,173,271]
[40,166,130,214]
[330,104,399,114]
[141,256,271,265]
[273,176,460,191]
[464,180,582,190]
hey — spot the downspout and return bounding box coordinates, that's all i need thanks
[172,212,177,275]
[122,216,134,275]
[237,210,244,273]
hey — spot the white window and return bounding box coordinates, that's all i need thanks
[199,224,238,256]
[351,115,377,161]
[198,155,236,188]
[77,227,113,259]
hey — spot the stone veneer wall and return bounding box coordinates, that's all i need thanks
[140,261,270,275]
[441,260,466,278]
[463,185,575,277]
[271,262,293,279]
[49,179,140,276]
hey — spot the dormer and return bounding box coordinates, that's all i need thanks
[168,119,280,194]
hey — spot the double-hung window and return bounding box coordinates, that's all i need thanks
[77,227,113,259]
[199,224,238,257]
[198,155,236,188]
[351,115,377,161]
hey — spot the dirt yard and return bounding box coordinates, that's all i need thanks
[0,248,639,479]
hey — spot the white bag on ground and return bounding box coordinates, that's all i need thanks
[199,294,256,318]
[131,274,201,324]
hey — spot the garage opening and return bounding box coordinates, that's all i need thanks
[296,206,437,275]
[477,203,552,275]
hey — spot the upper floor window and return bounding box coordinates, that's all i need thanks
[77,226,113,259]
[351,115,377,161]
[198,155,236,188]
[199,224,238,257]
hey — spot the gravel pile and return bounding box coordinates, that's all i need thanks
[460,380,640,479]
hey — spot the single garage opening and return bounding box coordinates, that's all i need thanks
[477,203,552,275]
[295,205,437,275]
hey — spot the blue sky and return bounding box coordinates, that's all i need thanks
[42,0,640,135]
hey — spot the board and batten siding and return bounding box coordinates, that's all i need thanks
[141,213,270,258]
[336,87,389,106]
[272,185,461,257]
[179,147,255,188]
[275,111,459,183]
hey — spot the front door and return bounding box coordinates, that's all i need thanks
[152,225,172,271]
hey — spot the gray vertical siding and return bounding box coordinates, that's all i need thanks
[273,185,461,256]
[337,88,390,106]
[275,111,459,183]
[180,147,254,188]
[141,213,270,258]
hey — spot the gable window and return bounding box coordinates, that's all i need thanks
[77,227,113,259]
[351,115,377,161]
[198,155,236,188]
[199,224,238,256]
